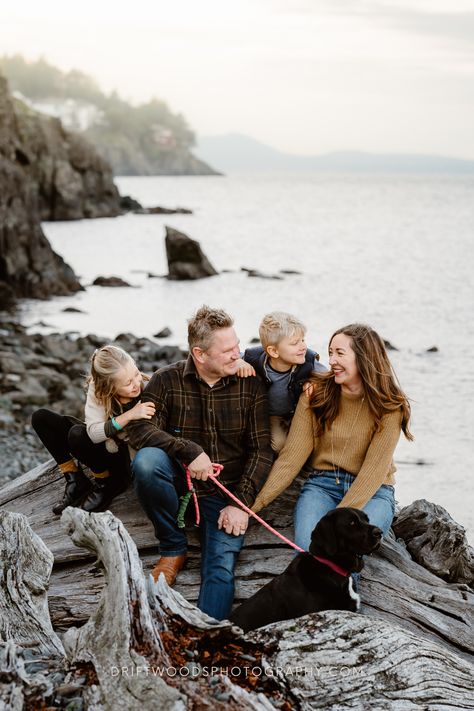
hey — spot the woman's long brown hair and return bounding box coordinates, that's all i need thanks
[309,324,413,440]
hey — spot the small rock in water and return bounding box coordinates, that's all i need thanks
[33,320,55,328]
[137,205,192,215]
[249,337,260,344]
[279,268,302,275]
[383,339,398,351]
[426,345,439,352]
[62,307,85,313]
[120,195,142,211]
[247,269,284,280]
[154,327,172,338]
[92,276,132,287]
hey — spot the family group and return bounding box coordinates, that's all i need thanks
[32,306,412,621]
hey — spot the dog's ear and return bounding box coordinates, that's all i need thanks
[311,511,339,557]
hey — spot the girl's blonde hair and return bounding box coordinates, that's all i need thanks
[308,323,413,441]
[86,345,148,419]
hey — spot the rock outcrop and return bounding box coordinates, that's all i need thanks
[120,194,193,215]
[0,74,122,305]
[4,77,121,222]
[165,226,218,280]
[0,79,82,305]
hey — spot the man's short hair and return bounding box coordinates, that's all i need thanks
[259,311,306,349]
[188,305,234,351]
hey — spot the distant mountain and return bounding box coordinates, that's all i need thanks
[0,55,218,176]
[195,133,474,174]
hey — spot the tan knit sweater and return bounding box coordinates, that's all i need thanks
[253,390,402,513]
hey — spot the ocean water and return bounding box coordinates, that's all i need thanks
[19,173,474,541]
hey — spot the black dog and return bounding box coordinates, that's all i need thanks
[229,507,382,632]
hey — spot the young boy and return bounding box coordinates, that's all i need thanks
[239,311,326,453]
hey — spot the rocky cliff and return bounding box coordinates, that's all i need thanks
[0,75,122,305]
[0,56,219,176]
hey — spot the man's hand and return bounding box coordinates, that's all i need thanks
[217,505,249,536]
[188,452,213,481]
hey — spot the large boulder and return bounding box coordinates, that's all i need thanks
[165,226,218,280]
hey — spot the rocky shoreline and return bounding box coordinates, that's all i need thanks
[0,317,186,487]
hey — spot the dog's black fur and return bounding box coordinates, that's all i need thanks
[230,507,382,632]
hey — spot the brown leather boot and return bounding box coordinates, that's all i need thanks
[151,554,187,586]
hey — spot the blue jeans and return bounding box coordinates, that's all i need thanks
[132,447,245,620]
[294,469,395,552]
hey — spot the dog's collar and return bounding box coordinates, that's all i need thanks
[310,554,349,577]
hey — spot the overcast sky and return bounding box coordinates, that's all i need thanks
[2,0,474,157]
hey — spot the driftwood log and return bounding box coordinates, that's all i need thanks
[0,460,473,708]
[393,499,474,586]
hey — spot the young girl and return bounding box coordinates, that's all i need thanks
[32,345,155,515]
[252,323,413,550]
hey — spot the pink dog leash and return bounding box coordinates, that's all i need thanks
[183,463,349,578]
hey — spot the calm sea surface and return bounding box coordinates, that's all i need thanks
[19,173,474,541]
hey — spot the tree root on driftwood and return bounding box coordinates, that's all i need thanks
[1,507,473,709]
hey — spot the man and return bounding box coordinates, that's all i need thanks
[127,305,273,620]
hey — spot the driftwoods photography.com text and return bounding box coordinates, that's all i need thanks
[110,663,365,679]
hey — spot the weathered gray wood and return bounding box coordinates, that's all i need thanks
[60,508,279,710]
[248,610,474,710]
[55,508,474,711]
[1,461,473,666]
[0,511,64,658]
[363,535,473,657]
[61,507,186,711]
[0,506,275,709]
[1,496,473,710]
[0,640,54,711]
[0,460,158,564]
[393,499,474,586]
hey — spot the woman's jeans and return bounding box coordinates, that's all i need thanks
[132,447,245,621]
[295,469,395,552]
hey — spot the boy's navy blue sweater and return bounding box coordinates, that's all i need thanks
[243,346,325,417]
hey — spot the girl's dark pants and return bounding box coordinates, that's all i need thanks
[31,408,129,481]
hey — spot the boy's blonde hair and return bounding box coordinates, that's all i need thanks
[259,312,306,349]
[86,345,148,418]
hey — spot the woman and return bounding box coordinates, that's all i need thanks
[32,345,154,515]
[252,323,413,551]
